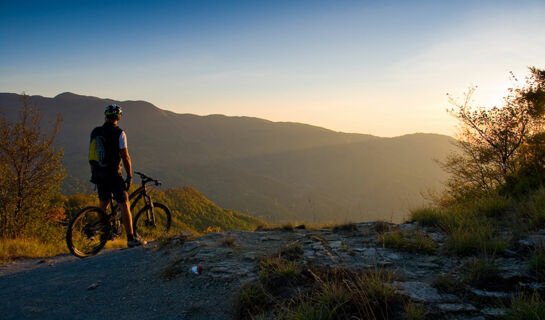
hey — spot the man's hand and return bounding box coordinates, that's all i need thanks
[125,176,132,190]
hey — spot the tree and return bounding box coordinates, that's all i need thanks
[442,67,545,201]
[0,95,65,238]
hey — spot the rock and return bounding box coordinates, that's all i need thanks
[393,281,456,303]
[481,308,507,317]
[470,288,512,299]
[436,303,477,312]
[519,282,545,290]
[87,281,102,290]
[529,234,545,248]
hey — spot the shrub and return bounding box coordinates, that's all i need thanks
[529,250,545,281]
[505,292,545,320]
[410,207,444,227]
[333,223,358,232]
[373,221,391,233]
[259,256,301,288]
[462,258,500,287]
[235,282,271,319]
[381,231,438,254]
[404,302,425,320]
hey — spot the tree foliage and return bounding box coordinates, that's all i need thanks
[442,67,545,202]
[0,95,65,238]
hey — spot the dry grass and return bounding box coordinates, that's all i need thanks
[0,238,68,263]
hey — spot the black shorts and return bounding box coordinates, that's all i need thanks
[95,171,128,203]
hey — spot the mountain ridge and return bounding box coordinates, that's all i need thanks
[0,92,455,223]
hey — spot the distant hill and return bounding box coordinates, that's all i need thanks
[0,92,455,223]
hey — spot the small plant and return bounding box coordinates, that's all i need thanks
[410,207,443,227]
[333,223,358,232]
[381,231,438,254]
[505,292,545,320]
[404,302,426,320]
[217,236,236,247]
[462,257,500,288]
[282,224,296,232]
[258,256,301,288]
[432,274,461,293]
[529,250,545,281]
[235,282,271,319]
[373,221,391,233]
[279,242,304,261]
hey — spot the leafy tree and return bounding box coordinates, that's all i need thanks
[0,95,65,238]
[443,67,545,202]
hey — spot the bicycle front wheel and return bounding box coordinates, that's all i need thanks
[66,207,109,258]
[133,202,171,242]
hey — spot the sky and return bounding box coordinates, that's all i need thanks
[1,0,544,137]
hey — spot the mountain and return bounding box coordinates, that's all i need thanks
[0,92,455,223]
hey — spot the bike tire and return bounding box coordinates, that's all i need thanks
[133,202,171,242]
[66,206,109,258]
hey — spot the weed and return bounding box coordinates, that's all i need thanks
[333,223,358,232]
[0,237,67,263]
[404,302,426,320]
[445,222,508,256]
[380,231,438,254]
[218,236,237,247]
[524,187,545,229]
[235,282,271,319]
[462,258,500,288]
[505,292,545,320]
[279,242,304,261]
[410,207,443,227]
[258,256,301,288]
[432,274,462,293]
[529,250,545,281]
[373,221,391,233]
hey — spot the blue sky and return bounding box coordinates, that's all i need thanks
[1,0,544,136]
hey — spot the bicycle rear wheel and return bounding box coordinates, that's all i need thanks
[67,207,109,258]
[133,202,171,242]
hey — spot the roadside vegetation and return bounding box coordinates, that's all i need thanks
[0,95,264,263]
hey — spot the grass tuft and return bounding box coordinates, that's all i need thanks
[0,237,67,263]
[235,282,271,319]
[404,302,426,320]
[410,207,444,227]
[380,231,438,254]
[333,223,358,232]
[529,250,545,281]
[505,292,545,320]
[461,258,500,288]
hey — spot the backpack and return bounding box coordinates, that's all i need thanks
[89,123,123,182]
[89,134,108,168]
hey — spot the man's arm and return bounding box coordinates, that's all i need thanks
[120,148,132,178]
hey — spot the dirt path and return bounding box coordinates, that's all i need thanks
[0,223,532,319]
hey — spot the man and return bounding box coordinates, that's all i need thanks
[89,104,145,247]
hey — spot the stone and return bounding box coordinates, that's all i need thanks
[470,288,512,299]
[529,234,545,248]
[393,281,452,303]
[481,308,507,317]
[436,303,477,312]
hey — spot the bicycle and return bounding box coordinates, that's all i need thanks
[66,171,172,258]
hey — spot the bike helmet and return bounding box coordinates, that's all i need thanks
[104,104,123,119]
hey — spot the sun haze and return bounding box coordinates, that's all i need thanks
[1,0,544,137]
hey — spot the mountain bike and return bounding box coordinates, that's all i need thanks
[66,171,172,258]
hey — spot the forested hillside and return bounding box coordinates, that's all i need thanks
[0,92,454,222]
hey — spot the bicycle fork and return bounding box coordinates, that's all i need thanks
[144,194,156,226]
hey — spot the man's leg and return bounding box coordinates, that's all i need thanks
[119,201,134,237]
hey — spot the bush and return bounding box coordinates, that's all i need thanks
[410,207,444,227]
[235,282,271,319]
[381,231,438,254]
[529,250,545,281]
[505,292,545,320]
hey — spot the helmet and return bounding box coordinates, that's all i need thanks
[104,104,122,118]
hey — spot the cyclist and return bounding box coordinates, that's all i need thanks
[89,104,145,247]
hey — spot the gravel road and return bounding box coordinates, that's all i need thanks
[0,244,241,320]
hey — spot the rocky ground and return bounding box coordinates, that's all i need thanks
[1,222,544,319]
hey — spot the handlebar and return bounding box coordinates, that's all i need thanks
[134,171,162,186]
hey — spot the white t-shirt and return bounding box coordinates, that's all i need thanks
[119,131,127,149]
